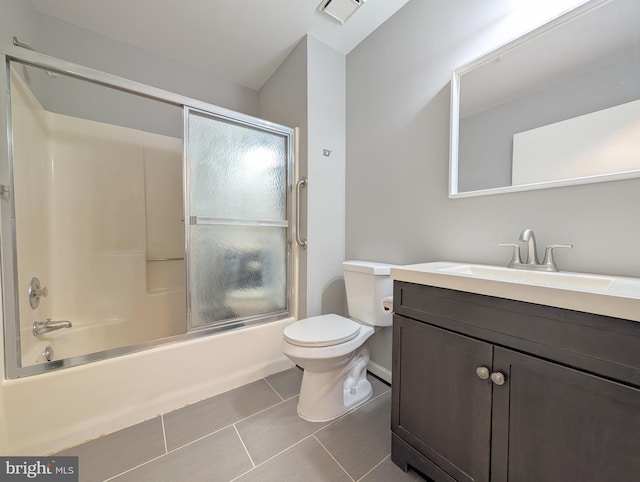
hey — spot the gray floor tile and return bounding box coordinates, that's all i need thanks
[111,426,252,482]
[265,366,303,400]
[234,436,351,482]
[57,417,165,482]
[163,379,282,451]
[235,397,331,465]
[56,372,394,482]
[360,456,426,481]
[315,391,392,480]
[368,374,391,397]
[265,368,387,404]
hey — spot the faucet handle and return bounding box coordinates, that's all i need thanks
[542,244,573,271]
[499,243,522,268]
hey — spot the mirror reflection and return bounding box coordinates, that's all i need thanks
[451,0,640,196]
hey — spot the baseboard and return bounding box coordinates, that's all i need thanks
[367,361,392,384]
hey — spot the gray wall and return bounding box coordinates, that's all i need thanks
[259,35,347,319]
[1,0,43,100]
[5,6,260,143]
[346,0,640,373]
[0,0,39,47]
[306,36,347,317]
[259,37,310,317]
[36,14,259,117]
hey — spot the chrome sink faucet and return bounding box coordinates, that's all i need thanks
[500,229,572,272]
[519,228,539,265]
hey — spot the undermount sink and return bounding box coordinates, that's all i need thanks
[390,261,640,322]
[439,264,615,291]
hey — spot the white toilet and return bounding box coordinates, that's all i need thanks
[282,260,395,422]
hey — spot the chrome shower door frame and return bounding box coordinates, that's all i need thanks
[0,46,296,378]
[183,106,295,332]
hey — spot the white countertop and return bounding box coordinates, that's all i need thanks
[391,261,640,322]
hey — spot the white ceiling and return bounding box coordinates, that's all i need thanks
[30,0,410,91]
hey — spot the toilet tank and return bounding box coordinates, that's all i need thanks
[343,260,396,327]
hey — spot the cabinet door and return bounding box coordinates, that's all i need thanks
[392,315,493,482]
[491,347,640,482]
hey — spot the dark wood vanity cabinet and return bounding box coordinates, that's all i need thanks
[392,316,492,482]
[391,281,640,482]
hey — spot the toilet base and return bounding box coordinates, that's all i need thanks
[296,347,372,422]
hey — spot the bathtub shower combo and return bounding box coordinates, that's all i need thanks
[1,43,298,378]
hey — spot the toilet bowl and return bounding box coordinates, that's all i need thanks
[282,261,395,422]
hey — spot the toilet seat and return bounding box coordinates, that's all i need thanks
[284,314,362,348]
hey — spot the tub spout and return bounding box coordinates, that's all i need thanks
[33,319,72,336]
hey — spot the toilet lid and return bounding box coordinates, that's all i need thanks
[284,314,361,347]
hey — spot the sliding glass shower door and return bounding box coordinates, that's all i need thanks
[2,47,296,377]
[186,108,291,330]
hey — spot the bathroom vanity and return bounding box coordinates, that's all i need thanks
[390,263,640,482]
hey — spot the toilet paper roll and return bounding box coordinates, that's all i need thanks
[381,296,394,314]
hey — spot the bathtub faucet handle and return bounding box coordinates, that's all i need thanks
[28,277,48,310]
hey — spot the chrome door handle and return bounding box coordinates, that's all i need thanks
[476,366,490,380]
[295,178,307,248]
[491,372,506,386]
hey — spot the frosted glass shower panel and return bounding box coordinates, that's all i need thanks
[186,108,291,330]
[188,111,287,221]
[189,225,287,328]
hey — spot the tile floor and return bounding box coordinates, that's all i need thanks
[58,367,426,482]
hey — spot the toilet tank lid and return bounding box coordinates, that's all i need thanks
[342,260,397,275]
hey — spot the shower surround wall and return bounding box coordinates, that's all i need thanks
[10,67,53,361]
[12,69,185,365]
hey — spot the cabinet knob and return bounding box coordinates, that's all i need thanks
[476,366,490,380]
[491,372,506,386]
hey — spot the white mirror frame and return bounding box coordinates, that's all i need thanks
[448,0,640,198]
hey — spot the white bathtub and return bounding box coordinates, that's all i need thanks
[0,316,296,455]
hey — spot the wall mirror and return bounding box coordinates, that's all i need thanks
[450,0,640,198]
[3,48,294,378]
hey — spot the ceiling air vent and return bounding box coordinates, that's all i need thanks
[319,0,367,25]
